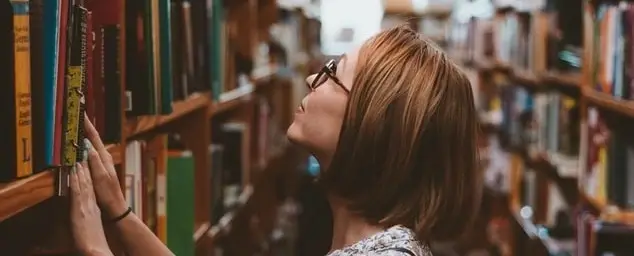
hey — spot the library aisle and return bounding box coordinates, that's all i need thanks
[0,0,633,255]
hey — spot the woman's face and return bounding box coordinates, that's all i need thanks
[287,49,359,162]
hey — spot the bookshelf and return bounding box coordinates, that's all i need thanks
[583,88,634,119]
[387,0,634,254]
[446,0,634,255]
[0,144,120,222]
[0,0,311,255]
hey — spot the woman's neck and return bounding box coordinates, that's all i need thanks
[327,196,385,253]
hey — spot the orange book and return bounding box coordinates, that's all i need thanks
[13,0,32,177]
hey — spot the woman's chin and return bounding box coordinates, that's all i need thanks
[287,122,315,150]
[286,122,303,143]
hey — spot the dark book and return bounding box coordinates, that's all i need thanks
[209,144,224,223]
[102,25,121,144]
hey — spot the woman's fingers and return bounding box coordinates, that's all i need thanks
[70,165,81,197]
[83,117,117,176]
[84,114,105,150]
[83,115,113,164]
[81,162,93,186]
[88,147,106,176]
[76,162,90,194]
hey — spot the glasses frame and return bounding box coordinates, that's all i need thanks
[309,59,350,94]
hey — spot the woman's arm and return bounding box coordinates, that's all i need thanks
[83,116,174,256]
[111,212,174,256]
[70,162,114,256]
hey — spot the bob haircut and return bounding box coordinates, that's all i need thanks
[320,25,482,241]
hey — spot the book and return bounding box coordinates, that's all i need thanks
[0,0,33,181]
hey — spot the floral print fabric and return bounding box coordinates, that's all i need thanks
[325,225,432,256]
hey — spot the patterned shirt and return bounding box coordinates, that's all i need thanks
[325,225,433,256]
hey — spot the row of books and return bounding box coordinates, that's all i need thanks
[583,107,634,210]
[121,94,287,254]
[0,0,97,182]
[577,210,634,255]
[495,82,634,252]
[497,84,577,219]
[0,0,264,182]
[447,0,583,73]
[123,138,196,256]
[441,0,634,255]
[498,85,580,159]
[588,3,634,100]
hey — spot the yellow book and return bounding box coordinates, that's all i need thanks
[62,6,88,166]
[62,66,82,166]
[12,0,33,178]
[596,146,607,204]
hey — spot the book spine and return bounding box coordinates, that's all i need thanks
[102,24,121,144]
[53,0,69,166]
[42,0,59,167]
[11,0,33,177]
[86,11,94,125]
[159,0,173,114]
[29,0,44,171]
[62,5,87,166]
[76,7,88,162]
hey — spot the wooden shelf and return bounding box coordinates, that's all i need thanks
[583,88,634,118]
[383,2,452,17]
[540,71,581,88]
[512,69,541,85]
[582,190,606,212]
[0,74,280,224]
[126,67,281,130]
[581,191,634,225]
[251,65,278,86]
[0,171,56,222]
[0,144,120,222]
[474,58,511,73]
[126,93,211,138]
[209,67,279,116]
[194,221,211,243]
[210,88,254,116]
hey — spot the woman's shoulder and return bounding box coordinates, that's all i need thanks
[326,225,432,256]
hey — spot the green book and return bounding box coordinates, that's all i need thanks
[166,150,195,256]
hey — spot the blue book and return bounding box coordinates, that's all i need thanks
[42,0,60,166]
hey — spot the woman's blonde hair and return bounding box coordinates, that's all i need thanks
[320,24,482,241]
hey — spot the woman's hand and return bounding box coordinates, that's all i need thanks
[70,162,113,256]
[84,115,128,218]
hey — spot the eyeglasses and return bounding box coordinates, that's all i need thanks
[309,59,350,94]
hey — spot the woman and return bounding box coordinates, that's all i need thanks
[71,25,481,256]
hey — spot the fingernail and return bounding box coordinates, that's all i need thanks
[83,138,92,162]
[84,138,92,150]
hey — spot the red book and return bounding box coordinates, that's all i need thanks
[53,0,69,166]
[86,11,95,123]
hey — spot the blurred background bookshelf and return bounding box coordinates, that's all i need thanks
[433,0,634,255]
[1,0,634,255]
